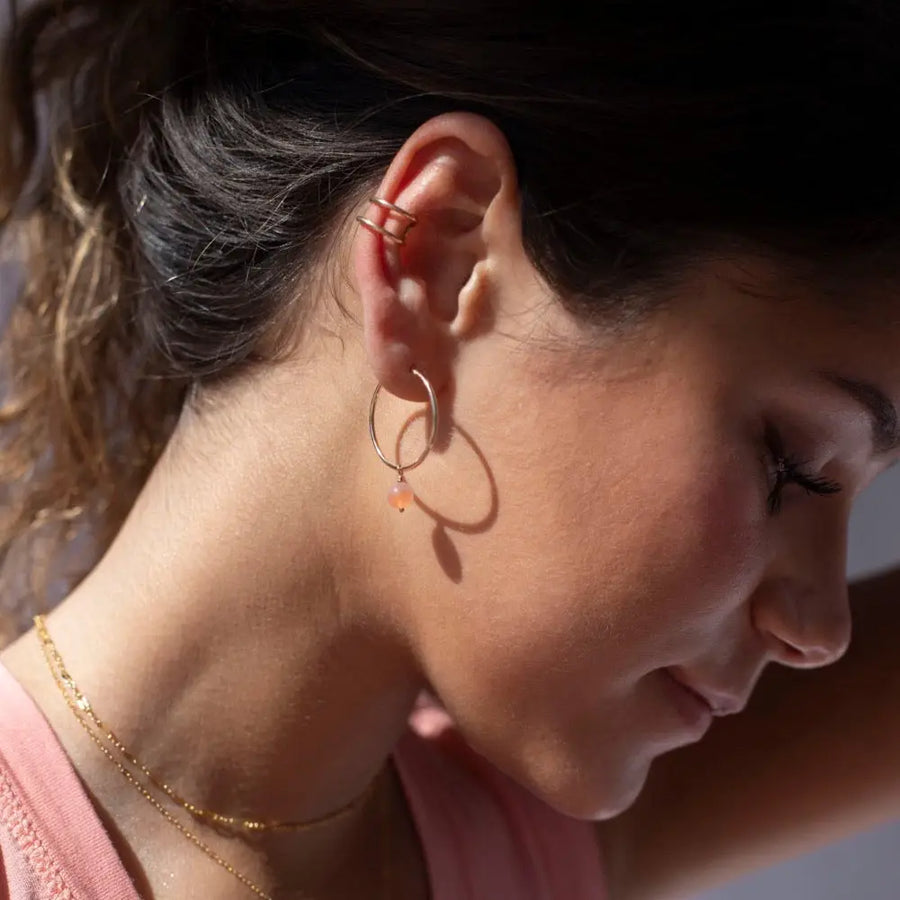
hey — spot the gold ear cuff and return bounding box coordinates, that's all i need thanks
[356,197,418,245]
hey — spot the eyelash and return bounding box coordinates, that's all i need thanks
[764,423,843,515]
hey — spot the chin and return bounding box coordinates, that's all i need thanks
[520,751,652,822]
[560,776,647,822]
[590,774,648,820]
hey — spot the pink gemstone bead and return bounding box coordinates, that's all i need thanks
[388,481,415,512]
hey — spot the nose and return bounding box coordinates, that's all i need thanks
[752,576,851,668]
[752,509,852,669]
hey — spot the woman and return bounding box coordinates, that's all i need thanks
[1,2,899,898]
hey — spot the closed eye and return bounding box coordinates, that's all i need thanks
[764,422,842,515]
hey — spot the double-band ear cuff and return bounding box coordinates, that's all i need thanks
[356,197,418,245]
[360,197,437,513]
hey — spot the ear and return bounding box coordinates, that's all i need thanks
[352,112,521,402]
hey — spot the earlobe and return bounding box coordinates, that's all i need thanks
[350,112,519,402]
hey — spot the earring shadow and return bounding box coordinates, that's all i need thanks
[394,406,499,585]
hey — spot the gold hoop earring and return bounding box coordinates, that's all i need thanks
[356,197,418,245]
[368,368,438,512]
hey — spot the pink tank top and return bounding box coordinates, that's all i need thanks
[0,662,607,899]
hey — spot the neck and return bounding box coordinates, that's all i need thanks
[1,344,429,894]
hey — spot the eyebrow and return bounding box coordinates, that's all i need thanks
[819,371,900,454]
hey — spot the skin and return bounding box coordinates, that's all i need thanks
[3,112,900,899]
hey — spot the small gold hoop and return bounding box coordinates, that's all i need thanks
[369,368,438,474]
[355,197,418,245]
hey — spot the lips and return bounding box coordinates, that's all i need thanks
[666,667,748,717]
[660,669,713,733]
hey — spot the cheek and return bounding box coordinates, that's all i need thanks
[418,410,767,690]
[676,463,765,597]
[623,456,767,632]
[421,449,766,721]
[504,438,769,684]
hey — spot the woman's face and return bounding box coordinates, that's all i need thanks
[379,259,900,820]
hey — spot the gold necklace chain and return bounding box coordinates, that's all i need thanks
[34,614,393,900]
[34,615,375,834]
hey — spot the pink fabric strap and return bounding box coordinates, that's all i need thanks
[0,662,140,900]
